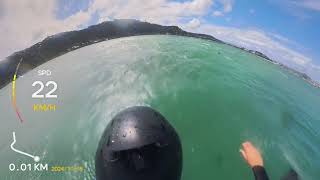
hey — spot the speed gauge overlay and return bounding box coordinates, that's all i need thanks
[3,58,87,179]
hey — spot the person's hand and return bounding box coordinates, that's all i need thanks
[240,141,264,167]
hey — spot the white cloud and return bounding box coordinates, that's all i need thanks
[0,1,5,19]
[0,0,91,60]
[91,0,213,25]
[291,0,320,11]
[221,0,233,13]
[189,24,320,81]
[212,0,234,16]
[272,0,319,19]
[186,18,201,29]
[213,11,224,16]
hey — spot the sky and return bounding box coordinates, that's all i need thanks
[0,0,319,81]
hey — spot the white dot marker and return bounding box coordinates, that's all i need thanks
[34,156,40,162]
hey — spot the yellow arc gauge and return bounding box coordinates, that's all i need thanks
[11,58,24,123]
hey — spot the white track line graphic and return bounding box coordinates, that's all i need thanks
[10,132,40,162]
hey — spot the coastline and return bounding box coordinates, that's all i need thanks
[0,19,318,89]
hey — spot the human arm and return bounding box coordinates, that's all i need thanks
[240,141,269,180]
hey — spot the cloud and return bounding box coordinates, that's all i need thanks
[272,0,318,19]
[0,1,4,19]
[0,0,92,60]
[90,0,213,25]
[291,0,320,11]
[189,24,320,81]
[221,0,233,13]
[212,0,234,16]
[249,9,255,14]
[213,11,224,16]
[186,18,201,29]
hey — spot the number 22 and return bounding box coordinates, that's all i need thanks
[32,81,58,98]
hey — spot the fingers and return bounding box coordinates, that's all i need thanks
[242,141,252,149]
[241,141,250,154]
[239,149,247,161]
[241,141,254,161]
